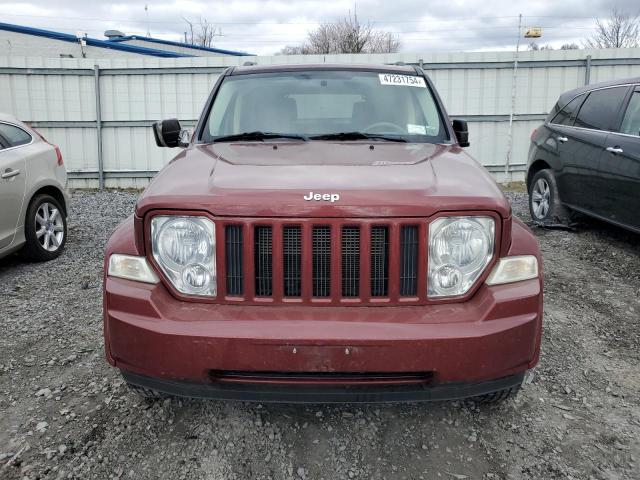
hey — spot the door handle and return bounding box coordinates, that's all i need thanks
[1,168,20,179]
[606,146,624,154]
[557,136,568,143]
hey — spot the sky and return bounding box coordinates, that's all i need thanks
[0,0,638,55]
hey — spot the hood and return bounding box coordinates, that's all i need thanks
[136,142,510,218]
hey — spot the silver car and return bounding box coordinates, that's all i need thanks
[0,113,69,261]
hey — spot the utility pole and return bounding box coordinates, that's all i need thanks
[505,13,522,178]
[145,4,151,37]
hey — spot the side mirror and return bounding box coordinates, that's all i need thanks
[452,119,470,147]
[153,119,189,148]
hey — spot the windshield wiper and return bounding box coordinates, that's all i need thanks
[212,131,309,143]
[310,132,407,142]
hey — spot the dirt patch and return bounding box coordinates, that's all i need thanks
[0,190,638,479]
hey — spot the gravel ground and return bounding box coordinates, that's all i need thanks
[0,189,638,480]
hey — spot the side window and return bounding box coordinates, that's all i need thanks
[619,91,640,136]
[0,123,32,147]
[574,87,628,131]
[551,94,585,126]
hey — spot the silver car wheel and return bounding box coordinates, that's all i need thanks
[531,178,551,219]
[35,202,64,252]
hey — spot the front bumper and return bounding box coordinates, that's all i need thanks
[105,274,541,400]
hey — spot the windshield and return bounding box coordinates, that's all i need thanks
[201,70,448,143]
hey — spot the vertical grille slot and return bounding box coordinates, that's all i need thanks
[312,226,331,297]
[283,226,302,297]
[225,225,244,296]
[341,226,360,297]
[370,226,389,297]
[254,226,273,296]
[400,226,419,296]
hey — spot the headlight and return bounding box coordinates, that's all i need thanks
[428,216,495,297]
[151,216,216,296]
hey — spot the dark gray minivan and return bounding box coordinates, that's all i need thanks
[526,78,640,233]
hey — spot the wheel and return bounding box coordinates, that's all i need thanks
[528,169,570,224]
[23,194,67,262]
[472,384,521,404]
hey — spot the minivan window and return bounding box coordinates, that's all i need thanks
[203,70,447,143]
[620,91,640,136]
[574,87,628,131]
[551,94,585,126]
[0,123,32,147]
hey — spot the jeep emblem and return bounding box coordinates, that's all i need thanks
[303,192,340,203]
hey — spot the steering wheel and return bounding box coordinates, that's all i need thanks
[362,122,405,134]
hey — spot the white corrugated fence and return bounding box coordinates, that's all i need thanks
[1,48,640,188]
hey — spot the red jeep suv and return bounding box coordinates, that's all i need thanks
[103,64,542,403]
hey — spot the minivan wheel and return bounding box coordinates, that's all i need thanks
[528,169,569,223]
[23,194,67,262]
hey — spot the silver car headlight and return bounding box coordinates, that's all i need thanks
[428,216,495,298]
[151,216,216,296]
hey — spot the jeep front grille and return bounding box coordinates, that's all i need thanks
[254,226,273,297]
[225,225,244,296]
[370,226,389,297]
[341,226,360,297]
[283,226,302,297]
[220,219,428,305]
[400,226,419,296]
[312,226,331,297]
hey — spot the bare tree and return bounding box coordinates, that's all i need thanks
[278,45,312,55]
[183,17,221,48]
[584,9,640,48]
[196,18,219,48]
[279,12,400,55]
[528,42,579,51]
[527,42,554,51]
[368,31,401,54]
[307,24,336,54]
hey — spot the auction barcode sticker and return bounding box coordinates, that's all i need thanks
[379,74,426,88]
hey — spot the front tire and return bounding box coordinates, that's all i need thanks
[528,169,570,224]
[23,194,67,262]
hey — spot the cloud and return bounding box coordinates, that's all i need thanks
[0,0,636,54]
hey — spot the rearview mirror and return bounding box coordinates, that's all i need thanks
[452,119,470,147]
[153,119,189,148]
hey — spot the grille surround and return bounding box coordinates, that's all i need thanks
[204,215,501,306]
